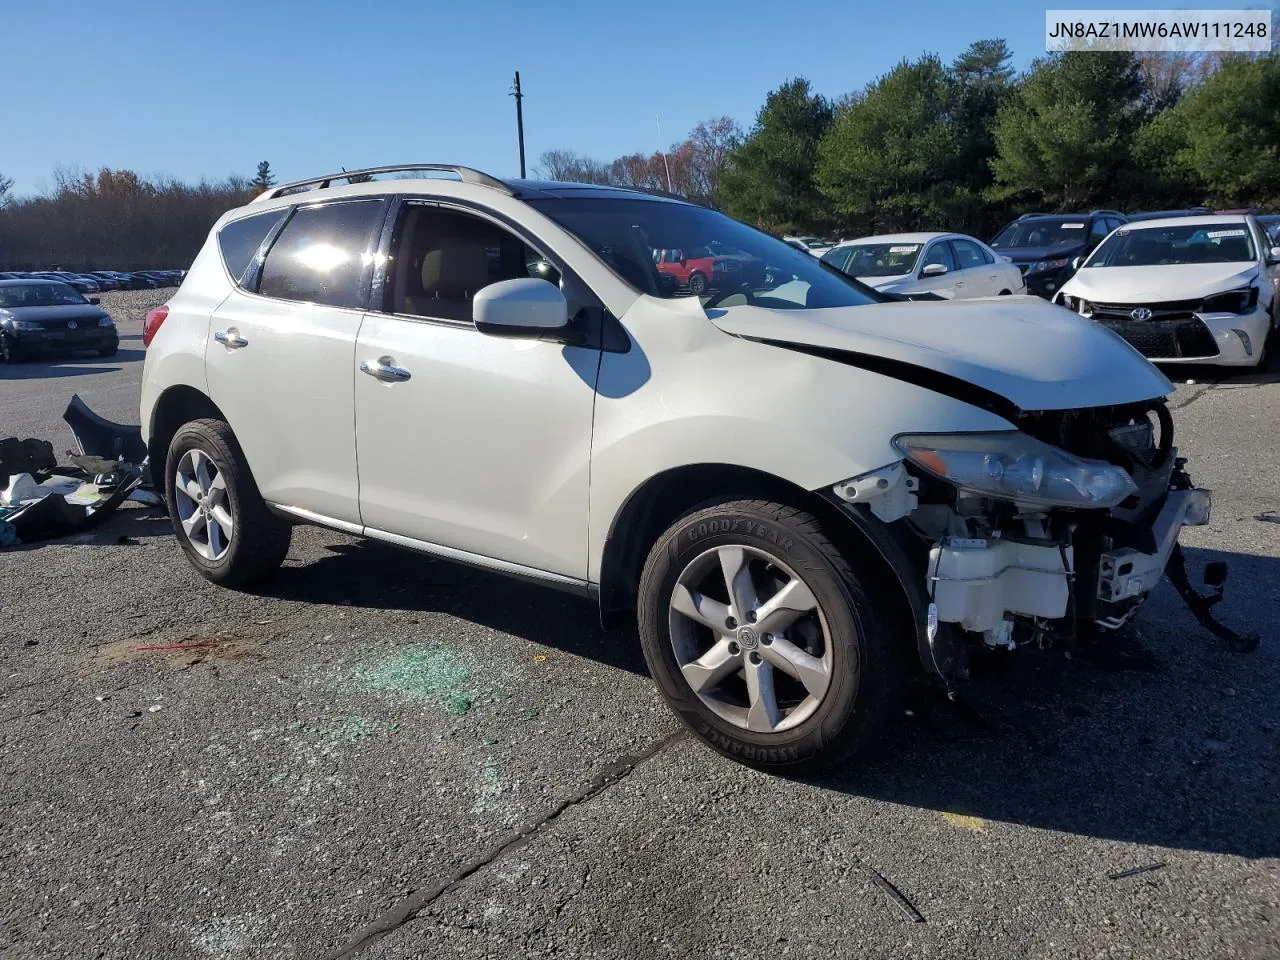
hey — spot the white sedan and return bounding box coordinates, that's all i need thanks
[820,232,1025,299]
[1056,214,1280,368]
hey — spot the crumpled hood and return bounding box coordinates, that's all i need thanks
[709,296,1173,412]
[1060,263,1259,304]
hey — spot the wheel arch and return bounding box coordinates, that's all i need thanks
[596,464,920,670]
[147,385,228,473]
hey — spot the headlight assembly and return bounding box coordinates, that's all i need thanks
[1030,257,1070,274]
[11,320,43,331]
[1200,286,1259,314]
[98,316,114,327]
[893,431,1138,508]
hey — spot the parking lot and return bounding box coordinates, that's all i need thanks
[2,290,1278,959]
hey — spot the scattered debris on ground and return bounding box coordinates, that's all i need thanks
[0,394,161,549]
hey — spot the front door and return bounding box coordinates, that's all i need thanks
[915,240,959,297]
[353,201,600,579]
[205,197,387,526]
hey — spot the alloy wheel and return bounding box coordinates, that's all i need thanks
[173,448,234,561]
[668,545,833,733]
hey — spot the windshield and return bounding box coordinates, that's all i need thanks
[0,283,87,307]
[991,218,1087,250]
[837,243,922,278]
[528,197,883,310]
[1086,223,1256,267]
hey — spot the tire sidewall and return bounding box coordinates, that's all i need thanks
[639,506,867,768]
[165,422,250,580]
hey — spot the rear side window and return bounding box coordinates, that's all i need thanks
[258,199,385,308]
[217,211,286,286]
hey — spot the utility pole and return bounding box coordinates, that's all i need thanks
[511,71,526,178]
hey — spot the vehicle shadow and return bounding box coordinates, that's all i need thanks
[255,538,648,676]
[1159,340,1280,386]
[257,537,1277,856]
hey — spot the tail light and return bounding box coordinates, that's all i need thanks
[142,305,169,348]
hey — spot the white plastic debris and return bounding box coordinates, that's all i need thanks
[147,704,163,713]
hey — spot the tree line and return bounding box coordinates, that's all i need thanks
[2,43,1278,269]
[542,44,1280,239]
[0,163,280,271]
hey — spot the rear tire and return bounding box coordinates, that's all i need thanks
[165,418,291,588]
[637,498,903,773]
[688,272,709,296]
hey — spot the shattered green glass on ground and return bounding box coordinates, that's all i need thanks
[354,643,475,715]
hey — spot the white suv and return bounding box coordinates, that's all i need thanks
[141,164,1213,770]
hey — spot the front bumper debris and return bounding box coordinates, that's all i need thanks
[926,486,1215,647]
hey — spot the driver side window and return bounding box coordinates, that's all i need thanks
[385,204,561,322]
[920,242,955,274]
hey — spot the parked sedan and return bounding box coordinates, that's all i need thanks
[0,279,119,362]
[820,232,1025,299]
[1055,215,1280,368]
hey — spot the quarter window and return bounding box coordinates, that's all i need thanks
[218,210,286,287]
[384,204,561,322]
[257,199,385,308]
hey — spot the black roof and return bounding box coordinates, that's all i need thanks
[506,179,687,203]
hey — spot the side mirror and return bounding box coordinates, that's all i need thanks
[921,263,948,277]
[1268,246,1280,265]
[473,277,569,340]
[89,297,101,305]
[1070,256,1083,271]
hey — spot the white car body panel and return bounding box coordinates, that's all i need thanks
[706,296,1172,411]
[206,292,364,525]
[1057,214,1279,367]
[583,294,1015,583]
[352,311,597,578]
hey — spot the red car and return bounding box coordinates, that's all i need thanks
[653,246,762,295]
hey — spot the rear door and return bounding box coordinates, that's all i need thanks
[205,197,388,526]
[352,200,600,578]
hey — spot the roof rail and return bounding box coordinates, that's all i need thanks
[252,164,514,203]
[1088,209,1125,216]
[1015,212,1049,220]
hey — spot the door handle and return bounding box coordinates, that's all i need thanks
[214,329,248,349]
[360,356,412,383]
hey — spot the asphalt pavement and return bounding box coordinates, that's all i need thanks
[2,291,1278,959]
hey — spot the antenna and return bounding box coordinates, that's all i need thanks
[656,114,673,192]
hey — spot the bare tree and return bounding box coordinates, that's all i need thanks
[0,172,12,207]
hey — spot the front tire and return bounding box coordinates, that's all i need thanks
[637,499,902,772]
[687,272,709,296]
[98,344,118,358]
[165,418,291,588]
[0,334,22,364]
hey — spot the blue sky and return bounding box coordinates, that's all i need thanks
[5,0,1265,195]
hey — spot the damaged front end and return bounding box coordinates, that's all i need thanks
[828,399,1254,686]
